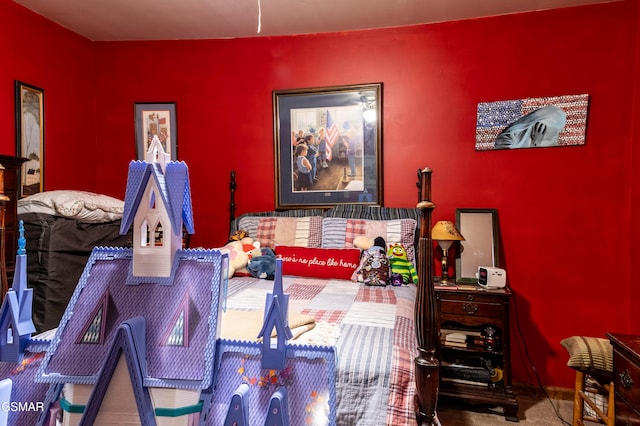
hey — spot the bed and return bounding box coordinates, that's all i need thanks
[17,190,133,333]
[224,167,439,425]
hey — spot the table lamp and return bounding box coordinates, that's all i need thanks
[432,220,465,284]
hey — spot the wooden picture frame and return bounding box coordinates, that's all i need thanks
[455,208,500,283]
[15,81,45,197]
[134,102,177,160]
[273,83,383,209]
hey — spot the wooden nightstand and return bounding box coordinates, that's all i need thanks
[606,333,640,425]
[435,285,519,421]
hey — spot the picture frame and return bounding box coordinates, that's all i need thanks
[273,83,383,209]
[134,102,177,160]
[455,208,500,283]
[15,81,45,197]
[475,94,589,151]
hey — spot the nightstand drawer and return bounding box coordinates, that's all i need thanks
[438,298,502,319]
[614,351,640,412]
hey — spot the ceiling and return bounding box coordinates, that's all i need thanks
[12,0,616,41]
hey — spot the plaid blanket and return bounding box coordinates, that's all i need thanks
[226,275,418,426]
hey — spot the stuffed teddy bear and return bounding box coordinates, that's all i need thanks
[247,247,277,280]
[387,243,418,284]
[354,236,389,286]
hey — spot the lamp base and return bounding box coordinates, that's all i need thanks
[439,247,453,285]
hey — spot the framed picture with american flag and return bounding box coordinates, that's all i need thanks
[273,83,382,209]
[475,94,589,151]
[134,102,177,160]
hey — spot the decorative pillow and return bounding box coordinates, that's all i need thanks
[256,216,323,249]
[323,205,420,244]
[321,218,417,262]
[236,216,262,239]
[275,246,361,280]
[560,336,613,380]
[17,190,124,223]
[233,209,324,237]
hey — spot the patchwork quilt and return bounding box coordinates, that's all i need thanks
[225,275,418,426]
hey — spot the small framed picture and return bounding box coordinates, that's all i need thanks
[455,208,500,283]
[15,81,45,197]
[134,102,177,160]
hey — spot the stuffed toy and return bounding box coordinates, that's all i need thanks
[388,243,418,284]
[217,240,249,278]
[229,229,248,242]
[234,237,262,276]
[353,235,374,250]
[355,237,389,286]
[247,247,277,280]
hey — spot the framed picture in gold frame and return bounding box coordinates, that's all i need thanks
[273,83,383,209]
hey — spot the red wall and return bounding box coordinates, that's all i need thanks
[2,0,638,389]
[0,0,96,190]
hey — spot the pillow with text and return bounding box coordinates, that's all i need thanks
[275,246,361,280]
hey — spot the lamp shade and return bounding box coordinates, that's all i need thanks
[431,220,465,241]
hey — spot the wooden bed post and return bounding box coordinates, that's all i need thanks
[414,167,439,425]
[229,170,237,237]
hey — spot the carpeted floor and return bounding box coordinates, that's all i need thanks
[434,386,602,425]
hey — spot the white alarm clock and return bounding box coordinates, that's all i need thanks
[477,266,506,289]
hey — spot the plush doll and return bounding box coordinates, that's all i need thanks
[387,243,418,284]
[234,237,262,276]
[229,229,248,242]
[247,247,277,280]
[355,237,389,286]
[217,240,249,278]
[229,229,247,241]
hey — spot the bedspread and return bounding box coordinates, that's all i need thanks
[225,275,419,426]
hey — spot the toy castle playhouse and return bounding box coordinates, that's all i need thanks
[0,136,336,426]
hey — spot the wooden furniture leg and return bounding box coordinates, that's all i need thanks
[605,381,615,426]
[572,369,615,426]
[573,370,585,426]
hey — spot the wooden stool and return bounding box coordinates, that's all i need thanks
[571,369,614,425]
[560,336,614,426]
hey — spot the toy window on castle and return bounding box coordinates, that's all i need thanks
[165,311,185,346]
[149,189,157,209]
[80,306,103,344]
[6,326,12,344]
[269,328,277,349]
[141,220,151,247]
[77,292,110,345]
[154,222,164,246]
[163,294,190,347]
